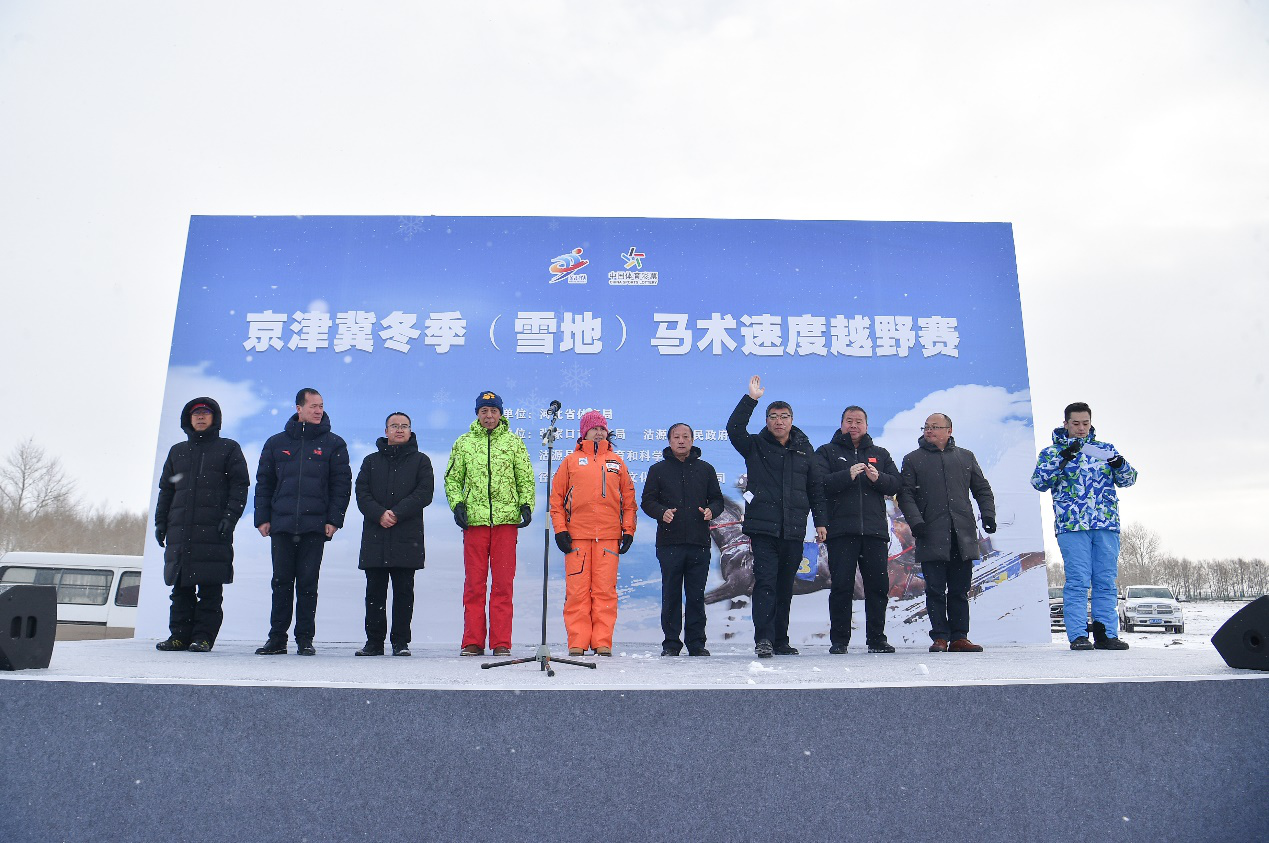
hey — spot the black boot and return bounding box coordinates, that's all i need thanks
[1090,621,1129,650]
[255,635,287,655]
[355,641,384,657]
[156,637,189,652]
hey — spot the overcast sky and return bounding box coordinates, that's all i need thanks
[1,1,1265,560]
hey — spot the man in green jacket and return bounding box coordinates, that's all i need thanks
[444,391,536,656]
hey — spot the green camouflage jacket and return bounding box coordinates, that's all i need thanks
[443,418,536,526]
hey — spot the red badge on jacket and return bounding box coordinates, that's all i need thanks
[314,448,322,456]
[868,457,877,463]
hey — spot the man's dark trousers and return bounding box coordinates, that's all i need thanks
[826,534,889,646]
[749,534,801,647]
[269,532,325,644]
[365,567,416,647]
[168,583,224,644]
[658,544,710,652]
[920,532,974,641]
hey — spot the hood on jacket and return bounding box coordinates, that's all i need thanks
[660,444,702,462]
[180,396,223,438]
[761,425,813,451]
[376,432,419,456]
[828,429,873,450]
[284,411,332,440]
[916,434,957,452]
[1051,425,1097,446]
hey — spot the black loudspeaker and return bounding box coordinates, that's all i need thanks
[0,583,56,670]
[1211,595,1269,672]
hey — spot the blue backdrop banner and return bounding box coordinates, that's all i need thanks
[139,216,1049,647]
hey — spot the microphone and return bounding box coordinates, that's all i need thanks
[547,400,562,415]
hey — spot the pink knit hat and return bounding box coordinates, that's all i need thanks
[579,410,608,440]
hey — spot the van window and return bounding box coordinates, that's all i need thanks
[115,571,141,607]
[0,566,114,606]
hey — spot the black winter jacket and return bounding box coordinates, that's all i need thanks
[726,395,827,541]
[897,436,996,563]
[640,446,726,548]
[253,412,352,536]
[355,434,435,569]
[154,397,250,587]
[816,431,901,539]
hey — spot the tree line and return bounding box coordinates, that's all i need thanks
[0,438,146,556]
[1046,521,1268,601]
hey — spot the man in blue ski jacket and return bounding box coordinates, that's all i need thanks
[1031,402,1137,651]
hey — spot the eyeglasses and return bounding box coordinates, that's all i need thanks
[767,413,792,421]
[922,425,949,432]
[388,424,411,431]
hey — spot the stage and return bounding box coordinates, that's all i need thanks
[2,618,1266,842]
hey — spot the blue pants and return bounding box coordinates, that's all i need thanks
[1056,529,1120,642]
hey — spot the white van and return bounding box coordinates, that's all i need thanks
[0,551,142,640]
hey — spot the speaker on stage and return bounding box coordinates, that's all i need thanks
[0,583,56,671]
[1211,595,1269,672]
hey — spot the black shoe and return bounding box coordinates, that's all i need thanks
[660,647,681,657]
[755,640,774,658]
[156,637,188,652]
[187,639,213,653]
[867,640,896,654]
[255,637,287,655]
[296,641,316,656]
[1070,637,1095,650]
[687,647,711,657]
[1093,637,1129,651]
[829,644,849,655]
[392,645,412,657]
[773,644,799,656]
[355,642,384,657]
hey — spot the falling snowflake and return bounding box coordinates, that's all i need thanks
[505,379,517,389]
[398,216,427,240]
[562,362,591,393]
[548,220,560,231]
[433,389,451,404]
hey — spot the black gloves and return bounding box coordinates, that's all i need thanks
[555,531,573,553]
[155,527,166,548]
[618,534,633,554]
[1107,455,1125,469]
[1058,443,1081,463]
[909,522,927,539]
[218,518,232,538]
[518,505,533,529]
[982,516,997,534]
[453,503,468,529]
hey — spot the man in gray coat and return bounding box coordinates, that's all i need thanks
[898,413,996,653]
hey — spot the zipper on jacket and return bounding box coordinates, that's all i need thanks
[295,421,305,535]
[486,428,494,527]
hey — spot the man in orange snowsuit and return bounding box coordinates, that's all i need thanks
[549,410,637,656]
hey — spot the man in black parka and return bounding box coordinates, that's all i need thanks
[153,397,250,652]
[353,412,434,657]
[727,376,827,658]
[641,423,725,657]
[898,413,996,653]
[816,405,902,654]
[253,388,352,656]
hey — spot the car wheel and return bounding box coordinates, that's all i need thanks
[1177,625,1185,634]
[1123,623,1133,633]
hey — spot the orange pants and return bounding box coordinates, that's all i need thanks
[563,538,619,651]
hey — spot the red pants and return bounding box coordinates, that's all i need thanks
[564,538,619,651]
[462,525,518,650]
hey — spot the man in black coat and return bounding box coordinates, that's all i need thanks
[353,412,434,657]
[641,424,725,657]
[898,413,996,653]
[253,388,352,656]
[816,405,902,654]
[153,397,250,652]
[727,376,827,658]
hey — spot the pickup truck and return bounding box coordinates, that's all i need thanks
[1119,584,1185,634]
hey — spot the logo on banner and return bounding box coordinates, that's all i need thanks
[549,248,589,284]
[609,246,659,286]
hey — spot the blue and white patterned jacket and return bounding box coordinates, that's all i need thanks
[1031,426,1137,535]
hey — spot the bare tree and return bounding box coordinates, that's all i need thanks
[1046,558,1064,587]
[0,438,77,552]
[1118,522,1161,586]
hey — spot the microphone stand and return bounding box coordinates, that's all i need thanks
[482,401,596,676]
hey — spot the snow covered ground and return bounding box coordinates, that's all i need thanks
[4,601,1263,692]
